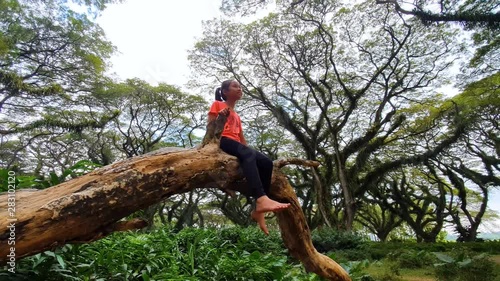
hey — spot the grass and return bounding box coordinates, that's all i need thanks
[360,254,500,281]
[363,260,435,281]
[493,255,500,281]
[491,255,500,265]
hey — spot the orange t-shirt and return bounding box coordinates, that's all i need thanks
[208,101,243,143]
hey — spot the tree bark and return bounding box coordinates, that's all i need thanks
[0,118,351,281]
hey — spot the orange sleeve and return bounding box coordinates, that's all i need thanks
[208,101,220,117]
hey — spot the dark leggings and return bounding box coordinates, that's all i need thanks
[220,137,273,199]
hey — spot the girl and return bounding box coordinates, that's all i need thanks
[208,79,290,235]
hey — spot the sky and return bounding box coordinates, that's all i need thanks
[93,0,500,232]
[96,0,223,89]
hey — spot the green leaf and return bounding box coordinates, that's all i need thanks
[434,252,455,263]
[50,172,60,185]
[44,251,56,257]
[32,254,46,269]
[16,175,39,189]
[249,251,261,260]
[56,255,66,269]
[457,258,472,267]
[473,253,487,260]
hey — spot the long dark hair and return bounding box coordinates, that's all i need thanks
[215,80,233,101]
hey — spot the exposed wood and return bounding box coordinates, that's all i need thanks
[273,173,351,281]
[0,118,351,281]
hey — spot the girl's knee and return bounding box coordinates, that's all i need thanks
[239,147,257,162]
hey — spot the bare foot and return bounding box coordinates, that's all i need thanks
[255,196,290,213]
[251,210,269,235]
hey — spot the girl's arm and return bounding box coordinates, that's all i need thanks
[207,113,216,123]
[208,108,229,124]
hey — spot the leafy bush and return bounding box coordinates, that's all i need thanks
[386,249,436,269]
[434,251,498,281]
[365,240,500,261]
[0,161,101,191]
[3,225,498,280]
[311,227,368,252]
[0,226,317,281]
[456,240,500,254]
[219,226,286,255]
[332,249,373,262]
[341,259,377,281]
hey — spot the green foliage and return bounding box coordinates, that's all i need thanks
[0,160,101,191]
[470,29,500,67]
[311,227,368,252]
[0,168,39,192]
[460,240,500,254]
[386,249,436,269]
[39,0,122,14]
[341,260,376,281]
[449,72,500,117]
[0,0,116,135]
[434,250,498,281]
[2,226,499,280]
[436,230,448,243]
[365,241,500,261]
[38,160,102,188]
[192,0,480,234]
[217,226,285,254]
[220,0,272,16]
[1,226,318,281]
[95,79,207,155]
[11,110,120,134]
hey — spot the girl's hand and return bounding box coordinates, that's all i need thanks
[218,107,230,117]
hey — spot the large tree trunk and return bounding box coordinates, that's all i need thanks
[0,118,350,281]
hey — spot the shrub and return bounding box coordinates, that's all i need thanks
[364,240,500,261]
[341,260,377,281]
[311,227,367,252]
[332,248,373,262]
[0,225,319,281]
[434,251,498,281]
[231,226,286,255]
[386,249,436,269]
[458,240,500,254]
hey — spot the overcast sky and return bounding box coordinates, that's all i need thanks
[96,0,222,88]
[93,0,500,232]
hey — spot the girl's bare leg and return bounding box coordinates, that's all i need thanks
[251,210,269,235]
[251,196,290,235]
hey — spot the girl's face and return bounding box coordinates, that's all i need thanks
[225,81,242,101]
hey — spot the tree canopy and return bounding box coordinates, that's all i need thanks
[0,0,498,270]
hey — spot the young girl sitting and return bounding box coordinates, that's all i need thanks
[208,79,290,235]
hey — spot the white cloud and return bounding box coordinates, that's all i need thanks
[96,0,222,87]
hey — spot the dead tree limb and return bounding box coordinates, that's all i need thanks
[0,117,351,281]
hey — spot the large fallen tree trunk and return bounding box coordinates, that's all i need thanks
[0,117,351,281]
